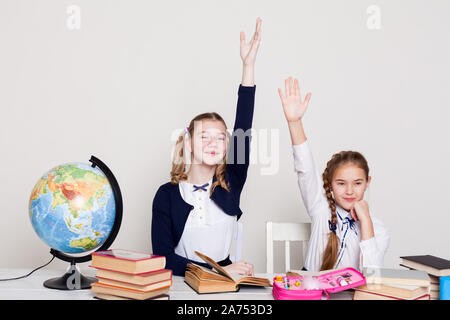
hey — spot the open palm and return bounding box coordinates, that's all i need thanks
[278,77,311,123]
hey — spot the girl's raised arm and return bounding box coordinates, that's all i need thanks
[226,18,261,188]
[278,77,311,145]
[278,78,326,218]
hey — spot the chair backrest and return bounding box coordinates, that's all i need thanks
[266,221,311,274]
[230,221,243,263]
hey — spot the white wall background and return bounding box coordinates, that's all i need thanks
[1,0,449,273]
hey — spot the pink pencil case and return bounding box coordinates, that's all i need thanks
[272,267,366,300]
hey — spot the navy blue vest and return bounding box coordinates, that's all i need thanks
[151,85,256,276]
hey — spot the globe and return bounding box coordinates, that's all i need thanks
[29,162,116,254]
[28,156,123,290]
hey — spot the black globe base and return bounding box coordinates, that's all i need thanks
[43,263,97,290]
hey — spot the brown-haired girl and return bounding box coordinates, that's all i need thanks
[152,18,262,276]
[278,77,390,271]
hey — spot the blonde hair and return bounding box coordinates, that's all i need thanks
[170,112,230,196]
[320,150,369,271]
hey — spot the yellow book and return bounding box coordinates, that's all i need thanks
[96,277,172,292]
[91,282,170,300]
[94,293,169,300]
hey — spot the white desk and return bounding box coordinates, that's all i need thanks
[0,268,354,300]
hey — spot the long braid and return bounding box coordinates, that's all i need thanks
[319,154,341,271]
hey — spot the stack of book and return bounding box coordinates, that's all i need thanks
[353,267,431,300]
[89,249,172,300]
[400,255,450,300]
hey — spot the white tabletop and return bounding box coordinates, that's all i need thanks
[0,268,354,300]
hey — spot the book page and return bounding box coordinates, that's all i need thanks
[232,274,271,286]
[193,252,271,287]
[187,264,233,282]
[194,251,235,282]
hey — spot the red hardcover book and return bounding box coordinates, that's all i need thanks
[89,266,172,286]
[91,249,166,274]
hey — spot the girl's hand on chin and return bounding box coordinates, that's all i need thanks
[351,200,371,223]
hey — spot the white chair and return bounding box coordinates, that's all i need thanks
[266,221,311,273]
[230,221,243,263]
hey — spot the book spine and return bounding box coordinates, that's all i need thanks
[94,281,172,293]
[92,250,164,262]
[440,276,450,300]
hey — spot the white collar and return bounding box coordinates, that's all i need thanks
[335,204,352,221]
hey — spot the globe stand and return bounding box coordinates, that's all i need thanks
[43,261,97,290]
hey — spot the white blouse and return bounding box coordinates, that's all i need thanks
[293,141,390,272]
[174,178,237,264]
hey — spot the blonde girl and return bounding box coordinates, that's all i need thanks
[152,18,262,276]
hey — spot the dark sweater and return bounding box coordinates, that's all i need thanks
[151,85,256,276]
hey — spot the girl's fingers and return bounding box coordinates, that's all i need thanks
[304,92,312,106]
[255,17,261,31]
[248,34,259,55]
[289,77,294,96]
[254,18,262,39]
[350,208,358,221]
[236,266,250,275]
[243,262,254,275]
[278,88,286,105]
[285,78,290,97]
[248,264,254,276]
[286,77,291,97]
[231,261,254,275]
[294,78,300,97]
[240,31,245,45]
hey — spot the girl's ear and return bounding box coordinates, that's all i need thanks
[366,176,372,189]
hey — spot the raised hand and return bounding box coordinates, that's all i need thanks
[278,77,312,123]
[240,17,262,66]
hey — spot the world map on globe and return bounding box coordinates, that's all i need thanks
[29,163,116,254]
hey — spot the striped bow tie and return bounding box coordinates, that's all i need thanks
[193,183,209,192]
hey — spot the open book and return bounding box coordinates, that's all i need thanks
[184,251,272,294]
